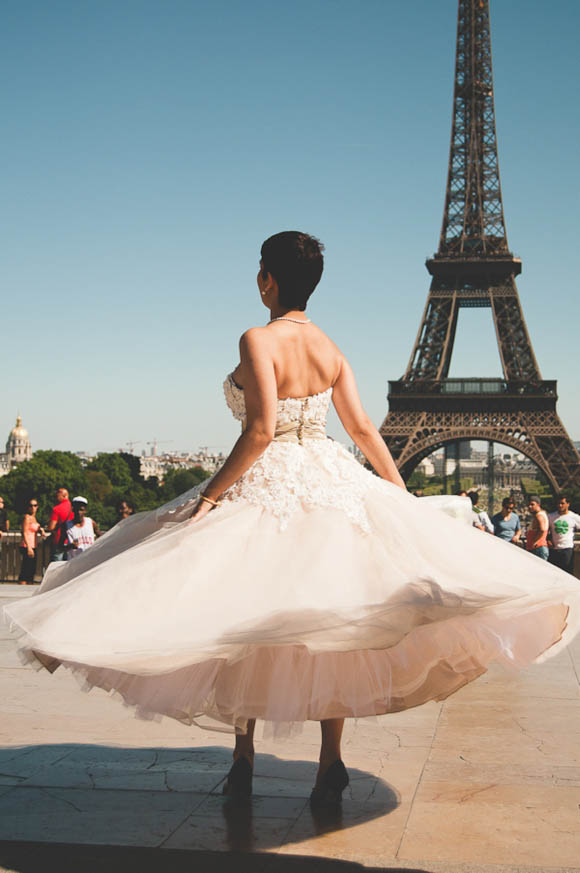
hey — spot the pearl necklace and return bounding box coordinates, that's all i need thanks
[269,316,311,324]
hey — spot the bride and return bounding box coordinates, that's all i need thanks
[5,231,580,805]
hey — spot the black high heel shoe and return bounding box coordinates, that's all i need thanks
[310,759,349,807]
[223,756,253,797]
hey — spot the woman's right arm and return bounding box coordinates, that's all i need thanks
[189,328,278,522]
[332,356,406,489]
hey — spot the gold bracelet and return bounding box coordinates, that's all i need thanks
[199,493,222,508]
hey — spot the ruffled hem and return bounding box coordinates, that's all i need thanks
[9,599,569,735]
[4,474,580,736]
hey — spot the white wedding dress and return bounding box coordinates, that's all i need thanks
[4,373,580,733]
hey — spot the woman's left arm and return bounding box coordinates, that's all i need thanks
[190,329,277,523]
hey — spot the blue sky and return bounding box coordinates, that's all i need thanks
[2,0,579,455]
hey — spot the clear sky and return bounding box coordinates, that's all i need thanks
[2,0,579,456]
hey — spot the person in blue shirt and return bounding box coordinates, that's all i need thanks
[491,497,522,544]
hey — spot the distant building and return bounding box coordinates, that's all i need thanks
[140,455,167,480]
[139,448,226,481]
[0,415,32,477]
[472,454,537,488]
[186,448,226,474]
[430,452,457,477]
[416,456,436,476]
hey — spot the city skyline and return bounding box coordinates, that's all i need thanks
[0,411,570,468]
[3,1,579,455]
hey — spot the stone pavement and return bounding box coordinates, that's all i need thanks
[0,584,578,873]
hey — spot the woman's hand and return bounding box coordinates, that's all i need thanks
[188,499,214,524]
[27,548,34,558]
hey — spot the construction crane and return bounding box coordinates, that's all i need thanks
[146,439,173,457]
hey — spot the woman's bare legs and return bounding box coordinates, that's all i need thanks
[316,717,345,785]
[233,718,256,765]
[229,717,346,799]
[223,718,255,796]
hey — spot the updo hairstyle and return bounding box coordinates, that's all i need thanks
[260,231,324,311]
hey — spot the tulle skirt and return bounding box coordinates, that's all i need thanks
[4,451,579,734]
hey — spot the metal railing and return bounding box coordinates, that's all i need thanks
[389,379,557,397]
[0,533,53,583]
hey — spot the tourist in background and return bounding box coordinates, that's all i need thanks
[492,497,522,545]
[64,497,101,560]
[19,498,45,585]
[116,499,134,524]
[548,495,580,575]
[525,496,549,560]
[0,496,9,537]
[468,491,493,533]
[46,488,73,562]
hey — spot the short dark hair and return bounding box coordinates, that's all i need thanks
[261,231,324,311]
[467,491,480,506]
[528,495,541,505]
[502,497,512,507]
[557,494,569,503]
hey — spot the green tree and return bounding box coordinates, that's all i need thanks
[87,453,133,490]
[0,451,87,526]
[407,469,427,491]
[86,470,113,503]
[1,448,212,532]
[161,467,209,502]
[119,452,142,481]
[423,483,444,496]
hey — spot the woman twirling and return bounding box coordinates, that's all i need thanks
[5,231,580,806]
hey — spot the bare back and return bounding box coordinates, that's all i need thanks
[229,319,405,490]
[232,321,342,399]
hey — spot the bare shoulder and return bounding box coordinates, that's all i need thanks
[311,322,344,357]
[239,326,272,348]
[240,326,267,342]
[307,324,346,383]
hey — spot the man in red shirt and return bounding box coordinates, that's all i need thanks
[47,488,73,562]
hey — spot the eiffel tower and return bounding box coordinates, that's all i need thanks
[380,0,580,494]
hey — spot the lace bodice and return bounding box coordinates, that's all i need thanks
[223,373,332,432]
[220,372,380,532]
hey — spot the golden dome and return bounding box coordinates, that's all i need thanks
[9,415,28,440]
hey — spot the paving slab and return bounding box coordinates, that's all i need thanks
[1,586,579,871]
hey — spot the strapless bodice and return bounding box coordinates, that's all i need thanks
[223,372,332,443]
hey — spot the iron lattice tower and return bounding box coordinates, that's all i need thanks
[380,0,580,492]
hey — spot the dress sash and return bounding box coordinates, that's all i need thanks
[241,418,326,444]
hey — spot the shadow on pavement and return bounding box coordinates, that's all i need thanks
[0,842,432,873]
[0,744,402,858]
